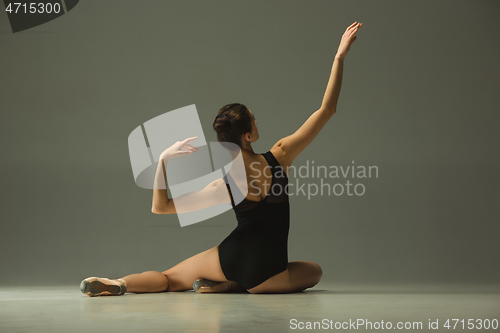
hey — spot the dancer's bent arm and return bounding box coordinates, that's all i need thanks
[152,137,230,214]
[275,21,362,164]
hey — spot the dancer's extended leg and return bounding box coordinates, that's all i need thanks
[118,245,228,293]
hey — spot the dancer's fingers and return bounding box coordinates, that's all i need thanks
[347,22,359,32]
[344,22,356,35]
[180,136,198,144]
[178,150,193,156]
[183,143,199,150]
[349,23,361,36]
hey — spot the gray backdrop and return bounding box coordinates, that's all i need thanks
[1,0,499,286]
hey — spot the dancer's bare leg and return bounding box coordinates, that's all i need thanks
[88,252,318,295]
[118,245,229,293]
[247,261,322,294]
[119,271,169,293]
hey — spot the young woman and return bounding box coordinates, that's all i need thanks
[80,21,362,296]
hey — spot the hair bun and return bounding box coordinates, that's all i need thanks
[213,114,230,133]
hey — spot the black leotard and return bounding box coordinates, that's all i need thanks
[218,150,290,290]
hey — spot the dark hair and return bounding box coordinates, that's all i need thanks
[213,103,253,148]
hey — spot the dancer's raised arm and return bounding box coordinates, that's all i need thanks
[274,21,362,164]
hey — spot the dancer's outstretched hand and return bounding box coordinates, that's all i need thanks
[160,136,199,160]
[336,21,362,60]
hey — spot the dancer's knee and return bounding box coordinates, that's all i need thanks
[144,270,169,292]
[310,263,323,286]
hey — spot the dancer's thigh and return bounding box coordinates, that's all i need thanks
[161,245,228,291]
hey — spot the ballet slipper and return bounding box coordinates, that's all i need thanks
[192,278,221,292]
[80,277,127,297]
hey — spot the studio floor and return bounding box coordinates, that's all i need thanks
[1,282,499,333]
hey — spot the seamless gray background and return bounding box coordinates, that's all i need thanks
[1,0,499,286]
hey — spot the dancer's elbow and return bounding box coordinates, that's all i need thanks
[152,202,176,214]
[151,205,165,214]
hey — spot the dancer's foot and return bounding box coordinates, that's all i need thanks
[193,279,246,293]
[80,277,127,297]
